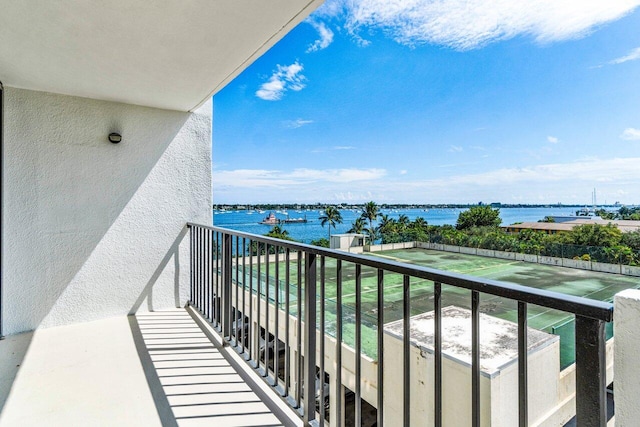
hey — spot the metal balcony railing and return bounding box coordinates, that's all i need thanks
[187,223,613,427]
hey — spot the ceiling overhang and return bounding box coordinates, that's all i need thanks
[0,1,323,111]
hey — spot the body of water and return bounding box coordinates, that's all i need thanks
[213,207,575,244]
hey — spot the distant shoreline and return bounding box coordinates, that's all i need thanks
[213,203,629,211]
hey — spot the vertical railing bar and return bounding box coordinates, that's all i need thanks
[203,228,207,317]
[265,244,270,379]
[319,256,326,425]
[285,248,291,397]
[222,233,232,339]
[296,252,303,408]
[518,301,528,427]
[434,281,442,427]
[189,226,194,305]
[206,231,217,323]
[355,264,362,427]
[242,237,247,354]
[403,274,410,427]
[202,229,206,319]
[212,230,216,322]
[235,236,240,345]
[472,290,480,427]
[335,259,343,427]
[575,315,607,427]
[274,248,280,387]
[249,240,254,362]
[303,252,317,426]
[194,227,199,311]
[256,242,262,369]
[377,268,384,427]
[206,229,210,321]
[198,227,203,314]
[216,232,221,327]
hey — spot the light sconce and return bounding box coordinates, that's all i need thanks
[108,133,122,144]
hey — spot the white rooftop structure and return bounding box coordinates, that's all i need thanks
[384,306,557,377]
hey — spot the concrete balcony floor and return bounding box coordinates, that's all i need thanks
[0,308,299,427]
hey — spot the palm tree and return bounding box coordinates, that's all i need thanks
[377,214,396,234]
[319,206,343,240]
[348,217,366,234]
[412,217,428,229]
[360,201,380,231]
[360,201,380,244]
[397,214,410,230]
[266,225,289,239]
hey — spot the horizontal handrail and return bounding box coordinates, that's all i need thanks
[187,222,613,322]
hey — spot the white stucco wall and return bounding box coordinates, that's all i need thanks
[614,289,640,427]
[3,87,212,334]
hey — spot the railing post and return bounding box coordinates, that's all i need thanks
[303,252,317,426]
[222,232,232,340]
[575,315,606,427]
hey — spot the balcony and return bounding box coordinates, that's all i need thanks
[1,3,639,426]
[4,222,640,426]
[0,203,629,425]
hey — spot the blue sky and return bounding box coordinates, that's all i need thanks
[213,0,640,205]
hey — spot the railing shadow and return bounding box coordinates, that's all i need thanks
[128,310,286,427]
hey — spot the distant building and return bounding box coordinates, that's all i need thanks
[330,233,366,250]
[504,219,640,234]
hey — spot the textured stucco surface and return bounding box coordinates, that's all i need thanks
[614,289,640,427]
[3,87,212,334]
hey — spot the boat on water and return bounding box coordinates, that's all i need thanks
[259,212,308,225]
[259,212,278,225]
[282,215,308,224]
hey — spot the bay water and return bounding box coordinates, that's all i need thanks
[213,207,574,243]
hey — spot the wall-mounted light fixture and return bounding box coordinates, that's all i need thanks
[108,133,122,144]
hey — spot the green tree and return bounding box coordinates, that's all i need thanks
[455,206,502,230]
[360,201,380,229]
[595,209,615,220]
[397,214,410,230]
[377,214,396,235]
[265,225,291,239]
[566,223,622,247]
[310,238,330,248]
[319,206,343,240]
[412,217,428,229]
[250,225,295,255]
[622,230,640,251]
[348,217,366,234]
[360,201,380,243]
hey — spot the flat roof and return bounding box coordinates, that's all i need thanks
[504,219,640,233]
[384,306,557,377]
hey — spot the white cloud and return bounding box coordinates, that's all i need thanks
[338,0,639,50]
[332,146,355,150]
[448,145,463,152]
[399,170,408,175]
[609,47,640,65]
[284,119,314,129]
[213,158,640,204]
[547,136,559,143]
[620,127,640,140]
[214,168,387,189]
[256,62,306,101]
[306,20,335,52]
